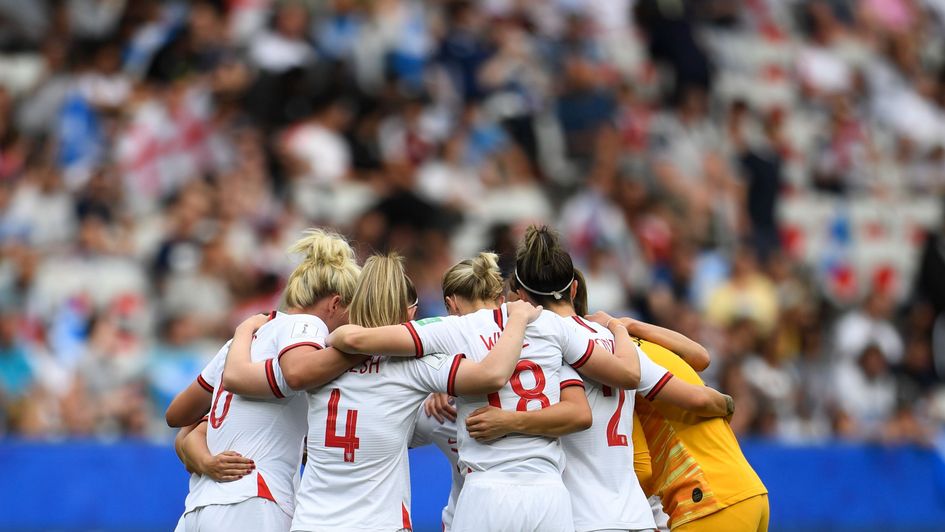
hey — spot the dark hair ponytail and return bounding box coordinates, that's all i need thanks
[511,225,575,306]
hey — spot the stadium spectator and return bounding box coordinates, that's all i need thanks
[0,0,942,445]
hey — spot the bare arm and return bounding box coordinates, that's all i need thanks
[166,380,212,428]
[222,313,273,397]
[280,346,367,392]
[327,324,417,356]
[451,301,540,395]
[650,377,734,418]
[465,385,592,441]
[573,314,641,389]
[222,315,367,396]
[181,421,255,482]
[621,317,710,371]
[174,422,201,473]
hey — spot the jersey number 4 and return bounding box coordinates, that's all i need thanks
[326,388,360,462]
[602,386,628,447]
[487,360,551,411]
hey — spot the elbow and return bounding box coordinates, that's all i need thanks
[283,368,307,391]
[165,410,184,428]
[691,347,711,372]
[624,369,641,390]
[574,407,593,432]
[484,372,509,393]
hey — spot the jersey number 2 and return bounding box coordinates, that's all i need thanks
[602,386,628,447]
[487,360,551,411]
[326,388,360,462]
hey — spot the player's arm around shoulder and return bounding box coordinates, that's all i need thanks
[466,382,592,442]
[327,323,418,356]
[222,313,275,398]
[620,317,711,371]
[571,311,641,389]
[451,301,541,395]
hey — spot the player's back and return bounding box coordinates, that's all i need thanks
[635,340,766,528]
[559,316,658,531]
[185,312,318,519]
[406,305,587,475]
[293,350,465,531]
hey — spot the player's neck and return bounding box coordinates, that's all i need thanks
[284,305,330,322]
[545,301,575,317]
[461,298,498,314]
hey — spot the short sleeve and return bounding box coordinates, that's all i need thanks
[637,345,673,400]
[559,364,585,390]
[197,341,230,392]
[556,316,595,368]
[404,315,467,359]
[275,316,328,360]
[399,353,466,396]
[267,356,301,399]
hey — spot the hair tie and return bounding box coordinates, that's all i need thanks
[514,269,573,301]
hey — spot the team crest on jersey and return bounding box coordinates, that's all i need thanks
[418,352,449,369]
[415,317,442,326]
[291,321,316,338]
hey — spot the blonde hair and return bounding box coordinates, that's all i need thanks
[283,228,360,309]
[348,253,415,328]
[442,252,504,303]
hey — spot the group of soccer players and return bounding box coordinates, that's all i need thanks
[165,224,769,532]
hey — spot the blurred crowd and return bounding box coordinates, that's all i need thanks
[2,0,945,445]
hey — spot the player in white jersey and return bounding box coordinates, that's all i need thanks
[166,228,362,532]
[223,253,543,531]
[328,249,649,532]
[464,239,734,532]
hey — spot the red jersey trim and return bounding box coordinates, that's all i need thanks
[570,339,595,369]
[493,308,504,330]
[403,322,423,358]
[645,372,674,401]
[560,379,585,390]
[277,341,323,361]
[267,310,277,321]
[571,315,596,333]
[446,354,466,397]
[256,472,276,502]
[265,359,285,399]
[196,375,213,393]
[402,502,412,530]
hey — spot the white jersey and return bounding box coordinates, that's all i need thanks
[291,351,465,531]
[185,311,327,518]
[406,304,593,475]
[409,405,463,531]
[559,316,672,532]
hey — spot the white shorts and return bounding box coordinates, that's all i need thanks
[184,497,291,532]
[648,495,670,532]
[451,471,574,532]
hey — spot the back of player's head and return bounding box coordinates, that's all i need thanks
[511,224,575,306]
[572,268,589,316]
[284,228,360,310]
[349,253,414,328]
[442,251,504,303]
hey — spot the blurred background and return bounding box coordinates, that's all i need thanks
[2,0,945,530]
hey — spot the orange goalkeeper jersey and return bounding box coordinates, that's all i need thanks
[634,340,767,529]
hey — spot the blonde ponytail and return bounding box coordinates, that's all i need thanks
[283,228,361,309]
[349,253,412,328]
[442,251,504,303]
